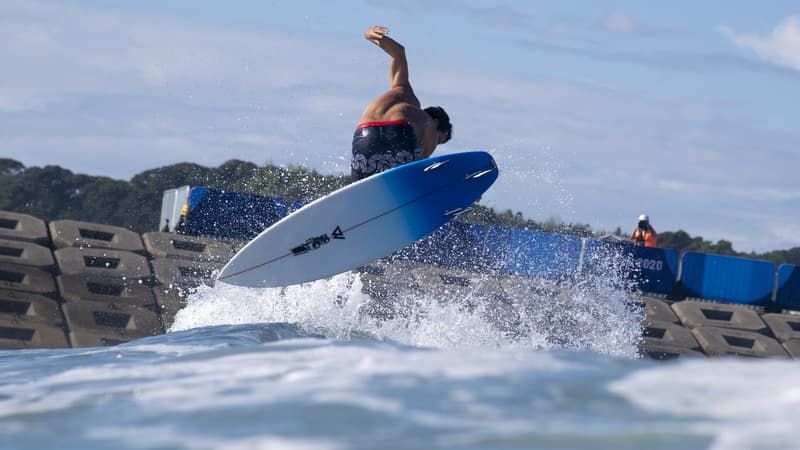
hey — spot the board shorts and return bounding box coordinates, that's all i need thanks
[351,120,423,181]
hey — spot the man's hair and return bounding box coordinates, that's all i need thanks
[424,106,453,143]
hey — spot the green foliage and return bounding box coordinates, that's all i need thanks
[0,159,24,176]
[658,230,737,256]
[460,207,593,237]
[0,159,351,233]
[657,229,799,265]
[1,158,798,265]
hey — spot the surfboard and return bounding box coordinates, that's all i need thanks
[216,151,498,288]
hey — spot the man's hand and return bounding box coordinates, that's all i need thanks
[365,26,389,45]
[363,25,408,90]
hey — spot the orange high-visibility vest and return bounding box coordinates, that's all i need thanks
[632,227,657,247]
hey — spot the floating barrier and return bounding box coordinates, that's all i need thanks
[396,221,487,269]
[783,340,800,358]
[182,187,289,239]
[497,274,559,302]
[641,297,679,324]
[358,279,422,320]
[775,264,800,310]
[356,261,430,320]
[151,288,188,329]
[0,262,57,295]
[481,292,522,336]
[417,265,506,315]
[508,229,582,279]
[358,263,419,298]
[0,289,63,326]
[0,211,49,245]
[414,265,506,314]
[638,343,705,360]
[632,247,679,295]
[580,239,632,279]
[159,185,191,233]
[760,313,800,342]
[672,300,768,333]
[154,188,800,310]
[642,319,701,351]
[483,226,513,271]
[581,240,679,294]
[0,238,55,270]
[57,274,156,308]
[476,227,585,279]
[691,326,788,358]
[413,265,475,297]
[626,246,679,295]
[142,232,232,263]
[68,329,136,347]
[49,219,145,254]
[54,248,152,280]
[62,301,163,341]
[0,318,69,349]
[679,252,775,306]
[5,200,800,355]
[290,199,307,212]
[149,258,221,290]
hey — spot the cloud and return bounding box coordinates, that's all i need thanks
[721,15,800,72]
[602,13,638,34]
[364,0,540,32]
[516,36,800,79]
[770,223,800,245]
[599,12,683,38]
[0,0,373,175]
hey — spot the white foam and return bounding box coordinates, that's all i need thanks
[609,358,800,449]
[170,271,369,339]
[86,425,345,450]
[171,256,643,358]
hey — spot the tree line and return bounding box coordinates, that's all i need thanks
[1,158,798,266]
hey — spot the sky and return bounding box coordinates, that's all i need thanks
[1,0,799,252]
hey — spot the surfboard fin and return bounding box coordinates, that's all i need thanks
[464,168,495,179]
[444,206,472,217]
[423,160,449,172]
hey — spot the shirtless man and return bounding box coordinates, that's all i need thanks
[351,25,453,180]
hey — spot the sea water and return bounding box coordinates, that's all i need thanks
[1,265,799,450]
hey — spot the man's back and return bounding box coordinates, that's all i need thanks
[351,26,452,180]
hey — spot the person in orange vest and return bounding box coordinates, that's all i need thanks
[630,214,657,247]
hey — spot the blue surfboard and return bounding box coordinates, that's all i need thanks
[216,151,498,288]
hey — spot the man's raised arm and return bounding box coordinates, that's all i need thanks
[364,26,410,89]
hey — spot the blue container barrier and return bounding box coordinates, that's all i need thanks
[395,221,487,269]
[679,252,775,306]
[581,239,677,294]
[776,264,800,311]
[507,229,582,279]
[290,199,308,213]
[633,246,678,294]
[183,187,289,239]
[483,226,513,272]
[582,239,631,268]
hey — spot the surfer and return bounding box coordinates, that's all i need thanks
[351,25,454,180]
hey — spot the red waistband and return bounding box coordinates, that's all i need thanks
[356,120,409,130]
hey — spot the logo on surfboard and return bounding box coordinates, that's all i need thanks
[291,226,345,256]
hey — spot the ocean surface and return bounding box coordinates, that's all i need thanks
[2,266,799,450]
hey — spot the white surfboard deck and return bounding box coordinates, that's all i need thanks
[216,151,498,288]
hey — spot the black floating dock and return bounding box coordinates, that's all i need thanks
[0,209,798,359]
